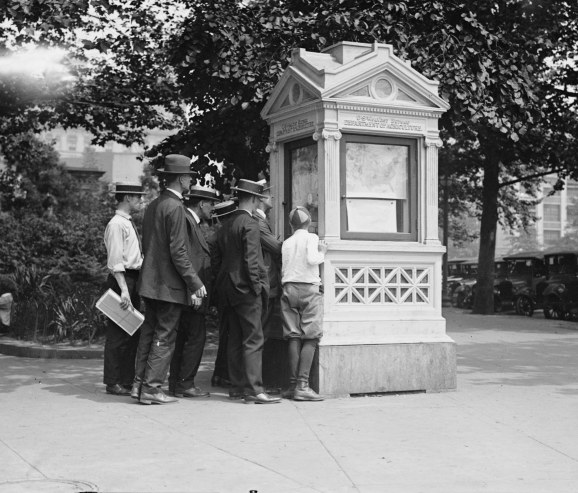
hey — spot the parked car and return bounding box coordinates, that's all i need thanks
[450,258,478,308]
[465,257,512,312]
[541,248,578,320]
[446,258,468,300]
[503,251,547,317]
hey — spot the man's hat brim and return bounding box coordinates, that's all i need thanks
[230,187,267,199]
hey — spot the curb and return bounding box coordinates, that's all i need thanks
[0,337,218,361]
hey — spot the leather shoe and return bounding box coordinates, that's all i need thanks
[106,384,130,396]
[244,392,281,404]
[139,388,178,405]
[130,383,141,399]
[211,376,231,388]
[172,386,210,398]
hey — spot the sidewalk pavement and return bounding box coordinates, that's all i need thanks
[1,308,577,493]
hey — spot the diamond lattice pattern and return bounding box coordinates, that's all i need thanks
[334,266,431,305]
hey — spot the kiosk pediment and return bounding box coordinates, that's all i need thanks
[262,41,449,120]
[329,70,440,109]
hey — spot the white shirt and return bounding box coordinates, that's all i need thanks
[254,209,266,221]
[187,208,201,224]
[104,210,143,272]
[166,188,183,200]
[281,229,325,285]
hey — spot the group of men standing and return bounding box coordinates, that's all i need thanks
[103,153,326,405]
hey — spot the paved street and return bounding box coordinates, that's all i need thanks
[1,308,577,493]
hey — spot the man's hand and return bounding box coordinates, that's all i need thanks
[119,289,133,311]
[318,240,328,254]
[191,294,203,310]
[195,285,207,298]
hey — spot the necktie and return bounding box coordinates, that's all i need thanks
[129,217,143,256]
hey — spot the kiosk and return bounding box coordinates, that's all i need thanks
[261,42,456,395]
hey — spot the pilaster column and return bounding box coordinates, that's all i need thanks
[425,137,442,245]
[265,139,282,236]
[313,128,342,240]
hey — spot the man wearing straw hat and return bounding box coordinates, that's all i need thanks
[103,182,146,396]
[213,179,281,404]
[208,199,237,388]
[169,185,220,398]
[134,154,206,405]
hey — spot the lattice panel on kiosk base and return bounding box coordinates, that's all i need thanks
[333,266,432,305]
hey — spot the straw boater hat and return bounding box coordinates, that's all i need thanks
[255,179,272,192]
[230,179,267,199]
[184,185,220,201]
[213,200,237,217]
[156,154,197,175]
[112,182,146,195]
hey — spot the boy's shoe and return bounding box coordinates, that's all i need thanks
[293,386,324,401]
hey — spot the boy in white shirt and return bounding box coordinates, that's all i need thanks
[281,206,327,401]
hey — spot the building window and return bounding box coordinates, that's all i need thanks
[67,134,78,151]
[543,230,561,245]
[340,134,417,241]
[543,204,561,222]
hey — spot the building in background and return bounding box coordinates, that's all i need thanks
[43,127,172,184]
[449,176,578,260]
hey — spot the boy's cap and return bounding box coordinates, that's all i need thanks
[289,207,311,228]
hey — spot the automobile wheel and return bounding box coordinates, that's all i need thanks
[515,295,534,317]
[544,300,565,320]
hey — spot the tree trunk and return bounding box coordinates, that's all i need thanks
[472,157,500,314]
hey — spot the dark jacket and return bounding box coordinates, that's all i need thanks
[184,209,212,312]
[213,210,269,306]
[138,190,203,306]
[256,212,282,298]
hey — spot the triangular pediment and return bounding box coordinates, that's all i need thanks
[329,69,440,109]
[264,71,320,116]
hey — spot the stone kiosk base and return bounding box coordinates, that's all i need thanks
[312,339,456,397]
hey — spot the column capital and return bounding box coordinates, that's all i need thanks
[313,129,342,142]
[265,140,278,153]
[425,137,443,148]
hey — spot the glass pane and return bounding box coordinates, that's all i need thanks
[291,143,318,233]
[345,142,409,233]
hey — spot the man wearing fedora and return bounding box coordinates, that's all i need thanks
[169,185,220,398]
[213,179,281,404]
[135,154,206,405]
[208,200,237,388]
[103,182,146,396]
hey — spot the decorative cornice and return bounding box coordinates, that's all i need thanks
[324,101,443,119]
[313,129,343,141]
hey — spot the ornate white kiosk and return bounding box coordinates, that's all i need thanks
[261,42,456,395]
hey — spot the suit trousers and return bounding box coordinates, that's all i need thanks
[227,294,266,395]
[212,307,230,381]
[168,307,206,391]
[134,297,183,390]
[103,271,140,386]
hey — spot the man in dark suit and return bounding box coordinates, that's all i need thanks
[254,181,282,339]
[213,179,281,404]
[134,154,206,405]
[169,185,220,398]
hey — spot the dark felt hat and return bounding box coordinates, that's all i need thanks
[156,154,196,175]
[230,179,267,199]
[213,200,237,217]
[111,182,146,195]
[184,185,219,201]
